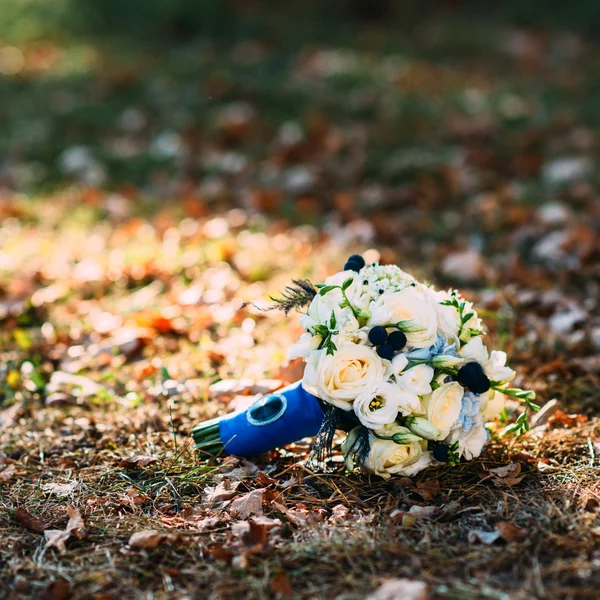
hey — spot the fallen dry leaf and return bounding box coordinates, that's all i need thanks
[412,479,440,501]
[271,572,294,596]
[487,463,526,488]
[366,578,429,600]
[42,481,81,497]
[40,577,71,600]
[15,508,47,533]
[202,479,241,507]
[0,464,17,482]
[128,530,168,550]
[496,521,528,542]
[44,529,72,554]
[66,506,87,540]
[119,455,159,469]
[230,488,264,519]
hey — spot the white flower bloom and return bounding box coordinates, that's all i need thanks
[353,382,401,429]
[302,344,391,410]
[396,364,434,395]
[369,286,438,349]
[343,424,428,479]
[457,418,488,460]
[483,389,506,420]
[423,381,464,439]
[391,353,409,376]
[300,287,344,331]
[287,332,321,360]
[426,288,461,339]
[459,304,484,342]
[324,270,371,310]
[484,351,516,383]
[458,336,489,364]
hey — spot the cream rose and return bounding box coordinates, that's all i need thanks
[353,382,401,429]
[369,287,438,349]
[423,381,464,439]
[484,351,515,383]
[343,425,428,479]
[302,344,390,410]
[396,364,434,396]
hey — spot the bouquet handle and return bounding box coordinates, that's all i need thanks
[192,381,325,457]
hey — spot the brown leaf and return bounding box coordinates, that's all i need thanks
[230,488,264,519]
[547,410,588,429]
[496,522,528,542]
[412,479,440,501]
[487,463,526,487]
[271,573,294,596]
[42,481,81,497]
[15,508,47,533]
[128,530,168,550]
[275,358,305,384]
[488,463,522,478]
[66,506,86,540]
[202,480,241,507]
[366,578,429,600]
[44,530,71,554]
[118,455,159,469]
[0,464,17,482]
[40,577,71,600]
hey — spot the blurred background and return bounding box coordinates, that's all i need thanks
[0,0,599,413]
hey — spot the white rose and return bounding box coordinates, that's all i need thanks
[287,332,321,360]
[396,364,434,396]
[484,351,515,383]
[426,288,460,339]
[423,381,464,439]
[353,382,400,429]
[483,389,506,420]
[369,287,438,349]
[344,425,428,479]
[302,344,390,410]
[458,337,488,364]
[458,418,488,460]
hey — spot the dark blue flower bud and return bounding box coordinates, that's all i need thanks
[344,260,362,273]
[388,330,407,351]
[433,443,450,462]
[368,326,388,346]
[377,344,395,360]
[347,254,365,268]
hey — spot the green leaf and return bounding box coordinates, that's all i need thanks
[318,285,336,296]
[341,277,353,291]
[329,311,337,329]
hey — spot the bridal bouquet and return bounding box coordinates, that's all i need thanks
[193,254,537,478]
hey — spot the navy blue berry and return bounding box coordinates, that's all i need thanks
[433,443,450,462]
[347,254,365,269]
[376,344,395,360]
[457,362,490,394]
[344,260,362,273]
[368,326,388,346]
[388,330,407,351]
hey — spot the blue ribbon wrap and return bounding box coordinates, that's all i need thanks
[219,381,325,456]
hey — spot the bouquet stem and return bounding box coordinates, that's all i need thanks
[192,419,225,455]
